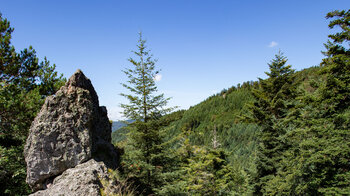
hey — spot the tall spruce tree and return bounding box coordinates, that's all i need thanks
[120,32,173,195]
[321,9,350,114]
[120,32,171,122]
[306,10,350,195]
[247,51,296,194]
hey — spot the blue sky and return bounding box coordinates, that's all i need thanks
[1,0,349,120]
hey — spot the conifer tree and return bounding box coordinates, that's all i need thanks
[308,10,350,194]
[321,9,350,116]
[120,32,173,195]
[183,146,236,195]
[120,32,171,122]
[158,131,243,195]
[271,9,350,195]
[0,13,65,195]
[262,10,350,195]
[247,51,296,194]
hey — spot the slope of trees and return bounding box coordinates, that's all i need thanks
[115,60,326,195]
[116,9,350,195]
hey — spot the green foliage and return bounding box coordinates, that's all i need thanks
[121,119,175,195]
[0,13,65,195]
[112,127,130,144]
[141,80,261,195]
[158,132,250,195]
[181,147,246,195]
[156,86,260,194]
[120,32,172,122]
[111,120,135,144]
[119,33,176,195]
[166,87,258,160]
[117,10,350,195]
[0,145,31,195]
[261,9,350,195]
[323,9,350,57]
[243,51,299,194]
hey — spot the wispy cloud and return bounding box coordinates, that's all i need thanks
[268,41,278,48]
[154,74,162,81]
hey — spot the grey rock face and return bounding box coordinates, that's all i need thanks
[24,70,119,192]
[30,159,108,196]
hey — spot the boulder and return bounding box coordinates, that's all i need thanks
[30,159,109,196]
[24,70,119,191]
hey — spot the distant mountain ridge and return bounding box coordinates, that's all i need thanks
[111,120,134,132]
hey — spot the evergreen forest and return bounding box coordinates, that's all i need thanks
[1,9,350,196]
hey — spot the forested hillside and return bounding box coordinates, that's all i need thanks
[114,62,325,194]
[164,83,259,166]
[163,65,322,165]
[114,9,350,195]
[112,120,135,132]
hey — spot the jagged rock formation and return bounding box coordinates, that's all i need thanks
[24,70,119,193]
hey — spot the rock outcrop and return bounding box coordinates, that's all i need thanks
[24,70,119,193]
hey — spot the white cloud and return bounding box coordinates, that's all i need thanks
[154,74,162,81]
[268,41,278,48]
